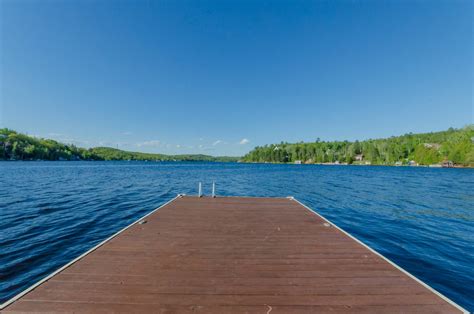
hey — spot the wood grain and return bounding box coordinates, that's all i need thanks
[2,196,463,313]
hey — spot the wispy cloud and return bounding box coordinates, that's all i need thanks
[197,144,214,151]
[64,138,90,146]
[239,138,250,145]
[136,140,161,147]
[98,141,114,147]
[122,131,132,136]
[45,133,91,146]
[212,140,223,146]
[47,132,63,137]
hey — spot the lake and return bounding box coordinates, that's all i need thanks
[0,161,473,310]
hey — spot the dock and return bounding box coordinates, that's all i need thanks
[1,195,466,313]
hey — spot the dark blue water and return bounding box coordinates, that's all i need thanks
[0,161,473,310]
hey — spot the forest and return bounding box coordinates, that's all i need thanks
[0,129,238,162]
[2,127,473,166]
[242,126,474,166]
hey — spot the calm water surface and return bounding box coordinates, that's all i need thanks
[0,162,473,310]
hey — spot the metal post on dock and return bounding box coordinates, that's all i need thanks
[212,182,216,198]
[198,182,202,197]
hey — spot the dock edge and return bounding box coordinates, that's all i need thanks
[289,196,469,314]
[0,194,185,310]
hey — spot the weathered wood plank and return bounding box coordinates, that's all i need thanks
[2,196,465,313]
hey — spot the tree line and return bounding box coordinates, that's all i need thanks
[0,129,238,162]
[242,126,474,166]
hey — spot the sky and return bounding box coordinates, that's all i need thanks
[0,0,472,156]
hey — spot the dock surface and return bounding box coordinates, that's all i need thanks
[2,196,465,313]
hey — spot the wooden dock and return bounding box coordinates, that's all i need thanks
[1,195,466,313]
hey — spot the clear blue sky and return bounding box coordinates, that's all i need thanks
[1,0,472,156]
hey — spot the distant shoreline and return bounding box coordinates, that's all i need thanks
[239,161,473,168]
[0,128,240,163]
[0,159,239,163]
[241,126,474,167]
[2,126,473,166]
[2,159,472,169]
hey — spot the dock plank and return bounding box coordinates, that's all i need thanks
[1,196,465,313]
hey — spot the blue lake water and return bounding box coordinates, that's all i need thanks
[0,161,473,310]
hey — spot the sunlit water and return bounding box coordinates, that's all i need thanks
[0,161,473,310]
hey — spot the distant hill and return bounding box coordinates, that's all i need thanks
[0,129,239,162]
[242,126,474,167]
[3,127,473,166]
[89,147,239,162]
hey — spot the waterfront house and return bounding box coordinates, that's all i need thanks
[294,160,302,164]
[442,160,454,168]
[395,161,402,166]
[355,154,364,161]
[408,160,418,166]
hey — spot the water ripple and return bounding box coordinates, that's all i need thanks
[0,161,473,310]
